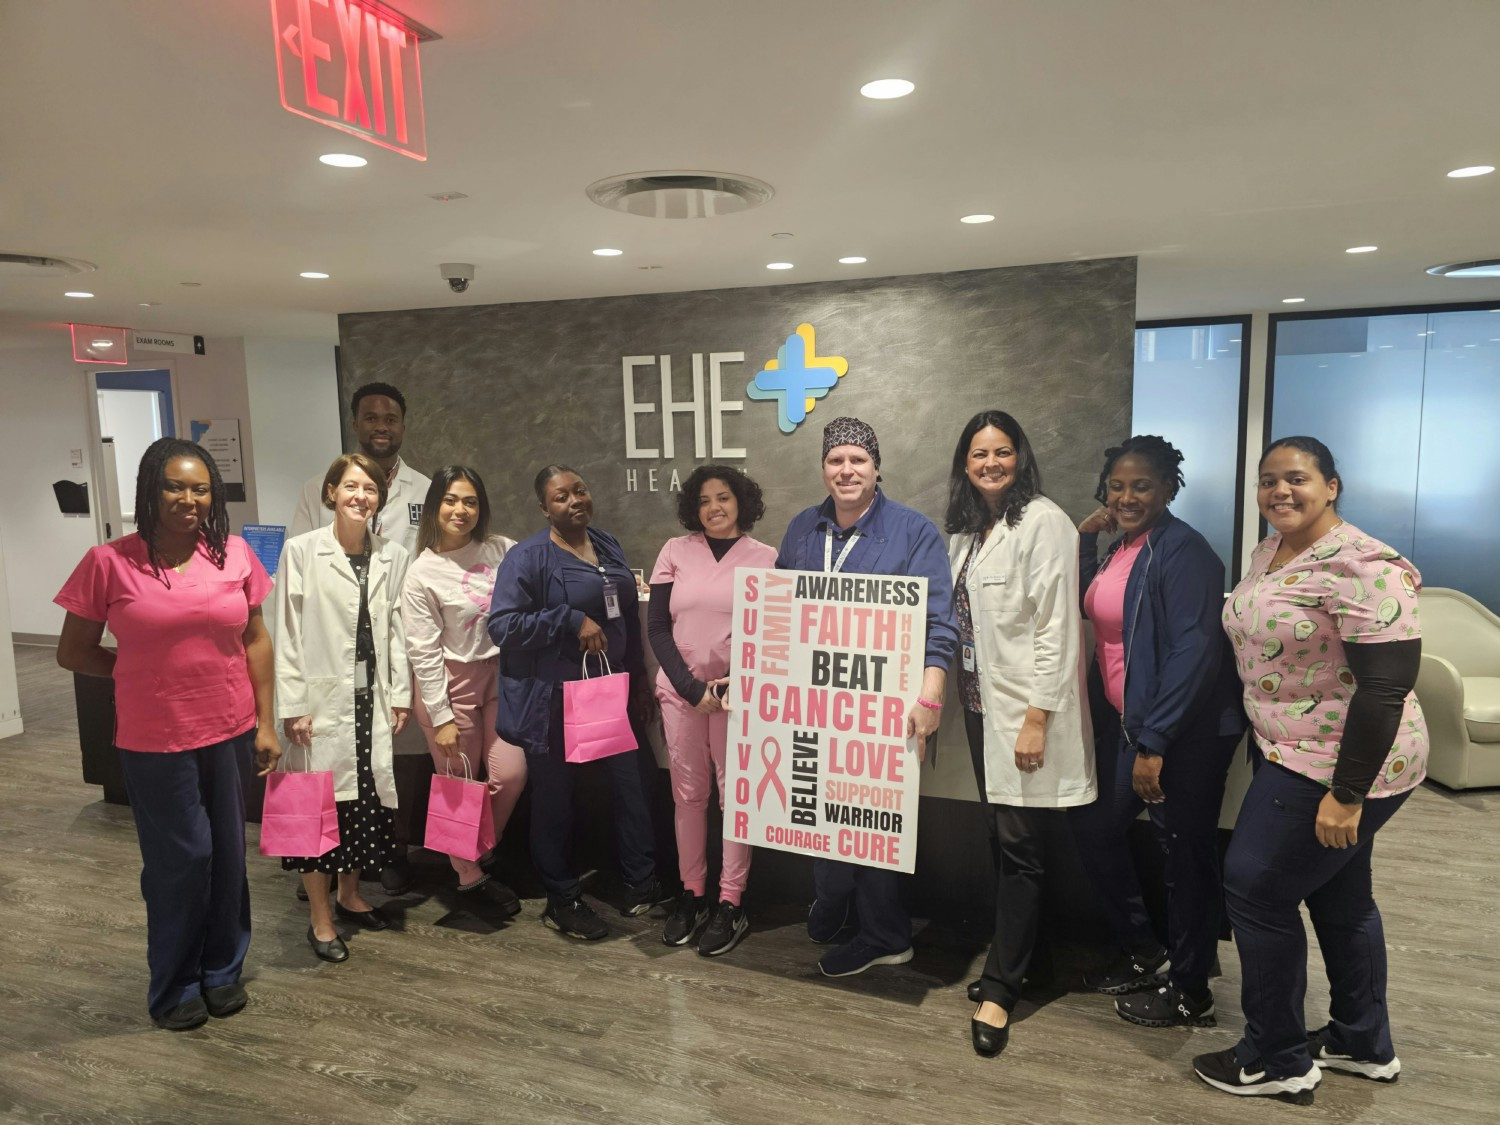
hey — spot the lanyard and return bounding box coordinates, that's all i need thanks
[823,527,861,573]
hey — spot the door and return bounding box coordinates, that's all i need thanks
[88,368,177,540]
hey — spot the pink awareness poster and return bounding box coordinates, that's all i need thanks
[725,568,926,874]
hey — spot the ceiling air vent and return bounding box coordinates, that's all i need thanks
[0,253,97,278]
[585,171,773,219]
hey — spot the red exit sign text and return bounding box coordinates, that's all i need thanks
[270,0,435,161]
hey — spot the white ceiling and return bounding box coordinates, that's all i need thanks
[4,0,1500,345]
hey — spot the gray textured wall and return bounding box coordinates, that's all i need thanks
[337,258,1136,567]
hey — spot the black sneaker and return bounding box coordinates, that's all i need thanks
[1193,1047,1320,1104]
[380,858,414,896]
[1306,1026,1401,1082]
[621,875,673,917]
[1115,984,1216,1028]
[697,901,749,957]
[541,897,608,940]
[807,897,854,944]
[1083,947,1169,995]
[662,891,708,947]
[460,875,522,918]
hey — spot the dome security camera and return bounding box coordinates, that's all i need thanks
[439,262,475,293]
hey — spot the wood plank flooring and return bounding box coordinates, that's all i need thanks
[1,643,1496,1124]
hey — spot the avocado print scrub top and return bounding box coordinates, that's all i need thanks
[1222,522,1427,797]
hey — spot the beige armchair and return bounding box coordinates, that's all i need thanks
[1414,587,1500,790]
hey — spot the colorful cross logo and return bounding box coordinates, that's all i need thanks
[746,323,849,433]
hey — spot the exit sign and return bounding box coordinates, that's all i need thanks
[270,0,436,161]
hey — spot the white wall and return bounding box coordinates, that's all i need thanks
[0,325,266,638]
[0,531,23,737]
[243,336,342,528]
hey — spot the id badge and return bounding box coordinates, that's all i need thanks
[355,662,370,691]
[602,578,622,620]
[962,644,976,672]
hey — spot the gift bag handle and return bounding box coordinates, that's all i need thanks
[580,651,615,679]
[442,751,474,782]
[277,740,316,774]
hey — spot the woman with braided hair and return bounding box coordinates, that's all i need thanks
[56,437,279,1030]
[1069,435,1247,1029]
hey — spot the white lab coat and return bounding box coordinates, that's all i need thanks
[274,524,412,804]
[287,458,432,558]
[947,496,1096,808]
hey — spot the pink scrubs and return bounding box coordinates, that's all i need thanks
[650,533,777,904]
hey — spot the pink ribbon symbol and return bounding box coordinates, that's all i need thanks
[756,737,788,811]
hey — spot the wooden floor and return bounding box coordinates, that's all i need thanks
[1,644,1496,1125]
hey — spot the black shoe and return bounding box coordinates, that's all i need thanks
[621,875,672,917]
[307,926,349,962]
[334,901,390,930]
[296,883,309,902]
[380,860,414,896]
[203,982,248,1019]
[542,897,608,940]
[1193,1047,1320,1103]
[152,995,209,1031]
[1115,984,1216,1028]
[662,891,709,946]
[971,1014,1010,1058]
[1306,1026,1402,1082]
[1083,947,1169,995]
[806,897,854,944]
[697,901,749,957]
[460,876,522,918]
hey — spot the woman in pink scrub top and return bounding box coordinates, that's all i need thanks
[56,438,279,1031]
[1071,435,1246,1031]
[647,465,776,956]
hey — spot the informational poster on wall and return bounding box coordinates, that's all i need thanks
[241,525,286,578]
[190,418,246,502]
[725,568,925,873]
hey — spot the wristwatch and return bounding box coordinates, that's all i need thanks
[1330,782,1365,806]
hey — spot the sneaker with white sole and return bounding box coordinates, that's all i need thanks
[662,891,708,947]
[817,938,914,978]
[697,901,749,957]
[1193,1047,1321,1104]
[1307,1026,1401,1082]
[541,896,608,940]
[1083,947,1170,995]
[1115,984,1216,1028]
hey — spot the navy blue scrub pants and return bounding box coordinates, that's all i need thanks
[1068,701,1239,996]
[1225,759,1409,1078]
[528,690,656,901]
[811,857,910,954]
[118,729,254,1019]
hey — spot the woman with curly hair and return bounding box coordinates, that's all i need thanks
[647,465,777,956]
[1070,435,1246,1030]
[55,437,278,1029]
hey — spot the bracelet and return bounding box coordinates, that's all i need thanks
[916,697,943,712]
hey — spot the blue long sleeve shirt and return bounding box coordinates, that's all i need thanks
[775,489,958,669]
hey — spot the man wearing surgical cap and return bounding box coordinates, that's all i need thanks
[774,417,958,978]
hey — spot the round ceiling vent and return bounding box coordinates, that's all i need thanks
[0,252,98,279]
[586,171,773,219]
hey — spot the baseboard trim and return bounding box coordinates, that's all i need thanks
[12,633,59,647]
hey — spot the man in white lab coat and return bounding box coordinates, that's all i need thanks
[285,381,432,894]
[287,382,431,552]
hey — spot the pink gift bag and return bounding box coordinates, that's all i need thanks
[259,746,340,858]
[563,652,638,763]
[425,752,496,862]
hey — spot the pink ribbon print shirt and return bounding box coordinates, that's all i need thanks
[1222,523,1427,797]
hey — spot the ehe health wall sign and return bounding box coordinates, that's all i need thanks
[726,568,925,873]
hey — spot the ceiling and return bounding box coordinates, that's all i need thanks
[4,0,1500,345]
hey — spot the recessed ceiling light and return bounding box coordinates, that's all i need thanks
[1447,165,1495,178]
[1229,338,1241,343]
[1427,259,1500,278]
[138,301,159,307]
[592,248,623,257]
[960,214,995,224]
[64,291,94,298]
[1464,343,1478,347]
[838,256,868,265]
[771,232,795,239]
[1318,364,1329,368]
[1378,344,1393,348]
[91,339,114,348]
[766,262,794,270]
[300,271,330,279]
[1345,245,1378,254]
[1282,297,1306,303]
[860,78,914,99]
[319,153,368,168]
